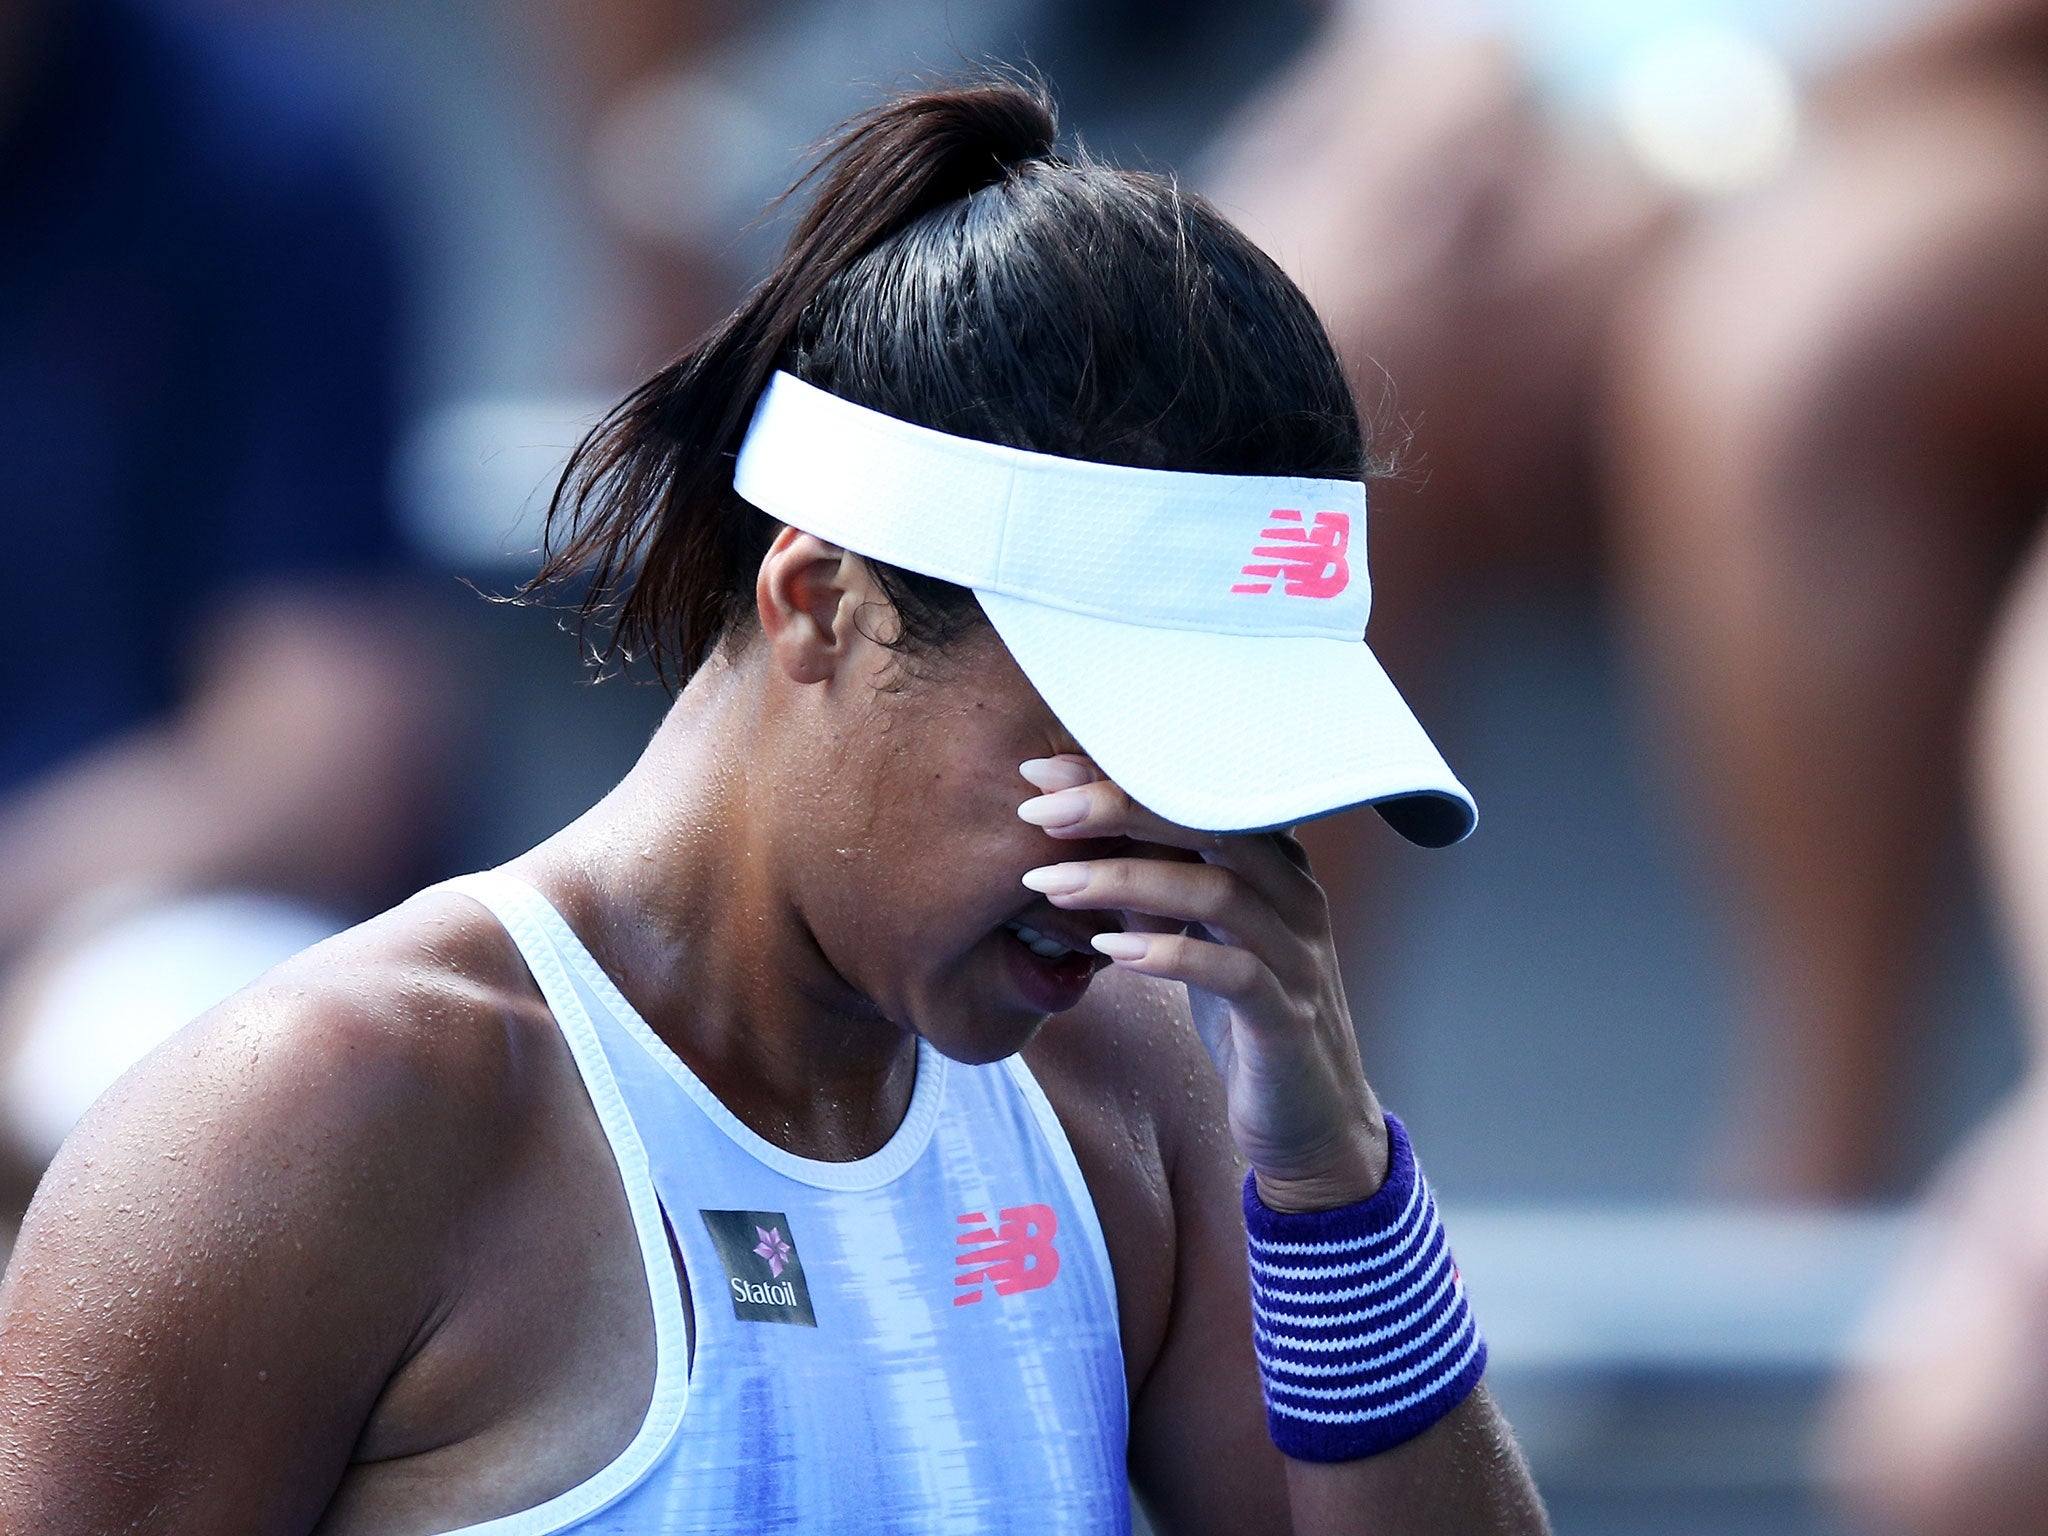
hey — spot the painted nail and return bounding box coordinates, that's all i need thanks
[1019,757,1094,793]
[1091,932,1151,962]
[1017,790,1088,828]
[1020,864,1088,896]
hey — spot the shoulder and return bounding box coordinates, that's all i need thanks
[1024,965,1237,1189]
[1022,968,1242,1379]
[7,884,557,1353]
[74,886,546,1178]
[0,888,580,1525]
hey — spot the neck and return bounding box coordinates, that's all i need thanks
[519,652,918,1162]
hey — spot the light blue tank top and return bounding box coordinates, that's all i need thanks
[438,872,1131,1534]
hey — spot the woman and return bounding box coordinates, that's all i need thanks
[0,80,1545,1534]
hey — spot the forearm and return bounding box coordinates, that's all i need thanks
[1256,1141,1548,1536]
[1026,768,1546,1531]
[0,728,239,948]
[1285,1388,1547,1536]
[0,592,441,949]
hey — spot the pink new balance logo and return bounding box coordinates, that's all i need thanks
[954,1203,1060,1306]
[1233,509,1351,598]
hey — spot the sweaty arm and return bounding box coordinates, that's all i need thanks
[1020,757,1547,1535]
[1120,974,1541,1536]
[0,970,481,1534]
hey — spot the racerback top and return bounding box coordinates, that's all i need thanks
[436,871,1131,1534]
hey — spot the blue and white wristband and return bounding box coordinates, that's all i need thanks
[1244,1113,1487,1462]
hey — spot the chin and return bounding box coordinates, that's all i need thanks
[913,1005,1053,1068]
[891,925,1107,1065]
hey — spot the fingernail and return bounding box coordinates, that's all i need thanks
[1020,863,1088,895]
[1019,757,1094,792]
[1091,932,1150,962]
[1017,790,1087,828]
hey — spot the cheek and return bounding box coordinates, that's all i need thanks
[894,762,1038,897]
[863,734,1048,933]
[818,645,1071,970]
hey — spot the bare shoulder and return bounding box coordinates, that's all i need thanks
[1024,965,1237,1188]
[0,886,567,1531]
[24,885,550,1234]
[1023,968,1242,1383]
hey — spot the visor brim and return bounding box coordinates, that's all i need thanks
[977,593,1476,847]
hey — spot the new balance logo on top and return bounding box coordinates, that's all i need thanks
[1233,509,1351,598]
[954,1204,1060,1306]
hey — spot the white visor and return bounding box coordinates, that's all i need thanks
[733,372,1475,845]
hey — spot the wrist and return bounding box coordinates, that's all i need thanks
[1243,1112,1487,1463]
[1251,1115,1391,1214]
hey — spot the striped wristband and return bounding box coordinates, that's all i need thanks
[1244,1113,1486,1462]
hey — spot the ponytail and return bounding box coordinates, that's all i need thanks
[536,71,1362,683]
[535,78,1059,681]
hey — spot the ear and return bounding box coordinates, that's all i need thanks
[756,526,889,685]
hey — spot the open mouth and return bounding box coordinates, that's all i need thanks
[997,910,1112,1013]
[1002,917,1087,962]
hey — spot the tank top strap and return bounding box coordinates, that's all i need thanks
[437,870,694,1533]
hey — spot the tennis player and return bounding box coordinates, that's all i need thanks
[0,79,1547,1534]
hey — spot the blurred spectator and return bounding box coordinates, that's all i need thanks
[0,0,444,1205]
[1213,0,2048,1198]
[576,0,1320,359]
[1610,0,2048,1201]
[1819,525,2048,1536]
[1205,0,1674,1086]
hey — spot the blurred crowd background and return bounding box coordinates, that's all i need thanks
[6,0,2048,1531]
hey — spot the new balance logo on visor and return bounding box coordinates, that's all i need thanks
[954,1204,1060,1305]
[1233,509,1351,598]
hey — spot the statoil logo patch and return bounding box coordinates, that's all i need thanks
[955,1203,1060,1306]
[700,1209,817,1326]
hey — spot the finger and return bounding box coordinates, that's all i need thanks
[1017,775,1207,850]
[1089,929,1288,1019]
[1018,754,1100,794]
[1017,776,1322,921]
[1270,831,1315,877]
[1017,758,1200,937]
[1014,761,1324,924]
[1122,909,1186,937]
[1021,857,1295,962]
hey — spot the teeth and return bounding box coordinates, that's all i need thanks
[1005,919,1076,960]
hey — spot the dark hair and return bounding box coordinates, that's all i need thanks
[536,74,1368,681]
